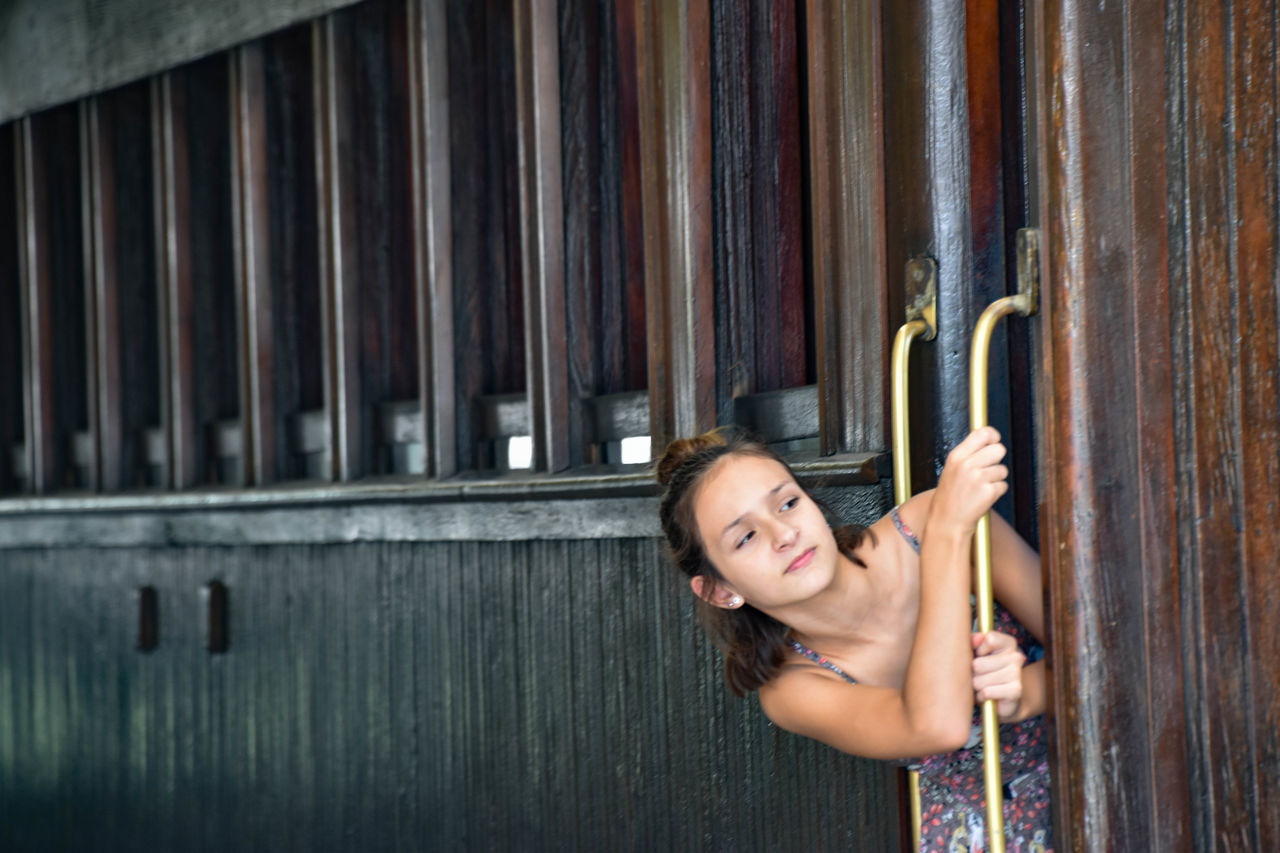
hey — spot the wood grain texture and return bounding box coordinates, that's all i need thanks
[514,0,569,472]
[805,0,887,456]
[407,0,456,478]
[263,24,325,481]
[0,529,899,851]
[712,0,806,422]
[314,16,365,481]
[1036,0,1280,847]
[0,126,21,492]
[18,108,88,494]
[445,0,525,471]
[559,0,646,466]
[636,0,716,451]
[231,43,278,486]
[1176,0,1280,848]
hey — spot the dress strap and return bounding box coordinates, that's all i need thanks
[787,639,857,684]
[889,505,922,554]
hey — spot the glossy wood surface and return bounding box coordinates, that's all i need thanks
[1038,0,1280,847]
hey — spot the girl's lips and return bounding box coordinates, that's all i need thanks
[786,546,816,573]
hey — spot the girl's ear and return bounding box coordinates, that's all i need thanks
[690,576,739,609]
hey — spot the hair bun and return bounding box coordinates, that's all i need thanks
[654,431,730,486]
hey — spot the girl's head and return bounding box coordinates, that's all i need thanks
[656,428,870,695]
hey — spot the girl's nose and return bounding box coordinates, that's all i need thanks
[771,520,799,550]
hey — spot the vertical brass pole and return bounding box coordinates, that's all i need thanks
[891,257,936,851]
[966,229,1038,853]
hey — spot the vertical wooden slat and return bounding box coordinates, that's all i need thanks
[805,0,887,455]
[1037,0,1192,848]
[83,98,123,492]
[0,126,21,492]
[230,44,277,485]
[407,0,456,479]
[16,117,57,493]
[80,101,103,492]
[514,0,569,473]
[153,74,199,489]
[314,16,364,481]
[1234,7,1280,848]
[636,0,715,452]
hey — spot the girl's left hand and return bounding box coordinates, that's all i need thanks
[971,630,1026,722]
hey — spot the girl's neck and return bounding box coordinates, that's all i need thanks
[777,538,906,653]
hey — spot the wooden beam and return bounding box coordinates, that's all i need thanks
[314,15,364,481]
[407,0,456,479]
[635,0,715,452]
[80,99,108,492]
[805,0,887,456]
[230,43,277,485]
[16,117,59,494]
[513,0,569,473]
[152,73,199,489]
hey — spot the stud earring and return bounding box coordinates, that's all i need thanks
[729,595,743,608]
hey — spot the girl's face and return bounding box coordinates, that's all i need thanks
[692,453,839,609]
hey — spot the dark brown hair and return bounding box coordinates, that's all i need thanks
[655,428,872,696]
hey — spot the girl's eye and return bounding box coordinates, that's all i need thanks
[781,496,799,512]
[735,530,755,549]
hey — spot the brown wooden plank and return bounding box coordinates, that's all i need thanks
[1037,0,1192,848]
[613,0,647,396]
[80,99,109,492]
[0,126,22,492]
[805,0,887,456]
[636,0,715,452]
[230,43,278,486]
[17,116,62,493]
[514,0,568,473]
[152,73,199,489]
[407,0,456,478]
[1183,0,1262,847]
[314,15,364,481]
[1235,11,1280,850]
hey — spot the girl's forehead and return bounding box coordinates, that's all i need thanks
[694,454,793,522]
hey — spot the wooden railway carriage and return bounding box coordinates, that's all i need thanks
[0,0,1275,850]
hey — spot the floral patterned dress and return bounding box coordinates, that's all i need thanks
[786,507,1053,852]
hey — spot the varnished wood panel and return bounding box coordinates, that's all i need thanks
[17,107,89,494]
[0,126,21,493]
[1039,0,1280,848]
[407,0,456,478]
[712,0,806,421]
[446,0,525,471]
[804,0,888,456]
[636,0,716,451]
[514,0,569,472]
[559,0,646,466]
[263,24,326,480]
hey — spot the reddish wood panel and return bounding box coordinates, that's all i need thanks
[711,0,805,419]
[559,0,646,464]
[805,0,887,456]
[446,0,525,470]
[636,0,715,450]
[1040,0,1280,848]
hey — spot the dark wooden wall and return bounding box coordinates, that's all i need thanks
[1038,0,1280,848]
[0,517,899,852]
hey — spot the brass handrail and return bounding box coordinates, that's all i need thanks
[891,257,936,851]
[966,229,1039,853]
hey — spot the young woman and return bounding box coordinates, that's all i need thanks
[656,426,1051,852]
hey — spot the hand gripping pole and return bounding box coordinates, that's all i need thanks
[967,228,1039,853]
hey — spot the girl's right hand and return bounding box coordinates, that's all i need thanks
[929,427,1008,536]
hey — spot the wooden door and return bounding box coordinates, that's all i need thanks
[1034,0,1280,849]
